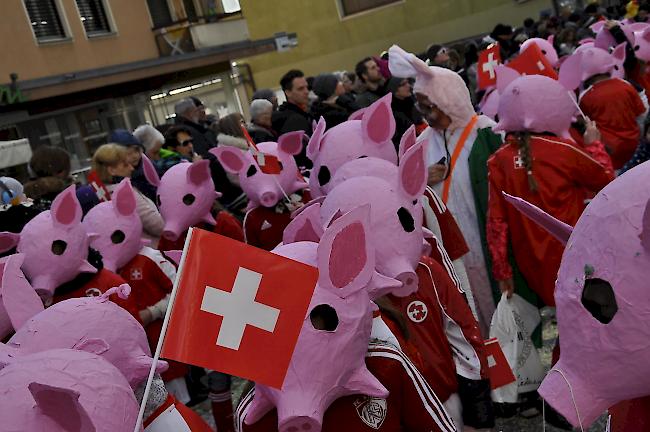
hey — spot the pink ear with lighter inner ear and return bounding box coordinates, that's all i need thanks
[283,203,324,244]
[398,141,427,201]
[141,154,160,187]
[50,186,82,229]
[211,147,247,174]
[307,117,327,161]
[186,160,211,185]
[495,65,521,95]
[112,179,137,217]
[317,205,374,298]
[398,125,417,160]
[361,93,395,145]
[277,131,304,156]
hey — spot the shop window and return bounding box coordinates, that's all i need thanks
[338,0,401,17]
[75,0,112,36]
[23,0,68,42]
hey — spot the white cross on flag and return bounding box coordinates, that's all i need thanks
[160,228,318,388]
[477,43,502,90]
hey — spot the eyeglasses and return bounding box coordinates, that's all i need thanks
[179,139,194,146]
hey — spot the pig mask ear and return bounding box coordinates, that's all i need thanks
[283,203,323,244]
[2,254,44,331]
[277,131,304,156]
[0,232,20,254]
[186,160,212,186]
[495,65,521,94]
[210,147,247,174]
[348,107,367,120]
[51,185,82,229]
[398,141,427,201]
[398,125,417,160]
[317,205,374,298]
[141,154,160,187]
[28,382,97,432]
[612,42,627,62]
[503,193,572,245]
[558,51,584,91]
[307,117,326,161]
[112,178,137,217]
[362,93,395,145]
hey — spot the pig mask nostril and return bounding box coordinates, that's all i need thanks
[581,278,618,324]
[310,304,339,331]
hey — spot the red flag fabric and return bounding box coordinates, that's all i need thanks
[241,125,282,175]
[484,338,517,389]
[507,43,558,80]
[161,229,318,388]
[477,43,502,90]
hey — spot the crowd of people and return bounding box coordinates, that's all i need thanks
[2,1,650,431]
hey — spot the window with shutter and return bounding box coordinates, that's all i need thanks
[75,0,111,35]
[339,0,401,17]
[23,0,67,42]
[146,0,173,28]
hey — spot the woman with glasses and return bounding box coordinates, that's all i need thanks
[158,126,202,176]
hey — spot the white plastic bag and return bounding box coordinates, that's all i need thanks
[490,294,545,402]
[508,294,545,394]
[490,294,518,403]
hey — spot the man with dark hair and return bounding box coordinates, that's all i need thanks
[272,69,313,167]
[354,57,387,107]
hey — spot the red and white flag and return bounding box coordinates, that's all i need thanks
[477,43,502,90]
[241,125,283,175]
[484,338,516,389]
[507,43,558,80]
[161,228,318,388]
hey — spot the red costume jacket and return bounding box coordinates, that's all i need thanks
[236,342,456,432]
[243,190,312,251]
[579,78,645,169]
[422,187,469,262]
[486,134,613,306]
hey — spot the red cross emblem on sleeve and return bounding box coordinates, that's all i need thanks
[161,229,318,388]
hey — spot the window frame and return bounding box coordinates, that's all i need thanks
[73,0,118,38]
[335,0,405,20]
[21,0,73,45]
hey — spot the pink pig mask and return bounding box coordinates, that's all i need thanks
[493,65,578,139]
[503,162,650,428]
[83,178,146,272]
[0,185,97,299]
[245,206,390,432]
[306,94,398,198]
[631,24,650,62]
[212,131,308,209]
[147,159,222,242]
[559,44,626,88]
[314,141,428,297]
[1,284,168,389]
[0,348,140,432]
[0,254,44,339]
[520,36,559,67]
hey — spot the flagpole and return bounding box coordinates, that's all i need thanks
[133,228,195,432]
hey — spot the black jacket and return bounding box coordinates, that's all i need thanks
[391,96,423,149]
[247,124,277,144]
[272,102,313,168]
[174,117,243,206]
[310,100,350,130]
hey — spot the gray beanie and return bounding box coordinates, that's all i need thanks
[312,74,340,100]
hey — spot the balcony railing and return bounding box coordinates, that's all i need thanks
[153,12,250,57]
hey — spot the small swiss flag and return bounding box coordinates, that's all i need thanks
[477,43,502,90]
[161,228,318,388]
[507,43,558,80]
[484,338,516,389]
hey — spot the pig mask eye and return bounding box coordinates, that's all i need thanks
[111,230,126,244]
[182,194,195,206]
[310,304,339,331]
[397,207,415,233]
[318,166,331,186]
[246,165,257,177]
[581,278,618,324]
[51,240,67,256]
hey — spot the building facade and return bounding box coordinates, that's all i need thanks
[238,0,555,89]
[0,0,291,177]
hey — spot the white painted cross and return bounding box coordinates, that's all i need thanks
[536,60,545,71]
[201,267,280,350]
[514,155,525,169]
[482,52,500,79]
[91,182,107,201]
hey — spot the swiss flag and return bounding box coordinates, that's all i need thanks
[241,125,282,175]
[477,43,502,90]
[507,43,558,80]
[161,228,318,388]
[484,338,516,389]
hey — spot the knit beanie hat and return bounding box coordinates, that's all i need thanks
[312,74,340,100]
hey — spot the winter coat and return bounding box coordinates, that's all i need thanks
[310,100,350,130]
[247,124,277,144]
[272,102,313,168]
